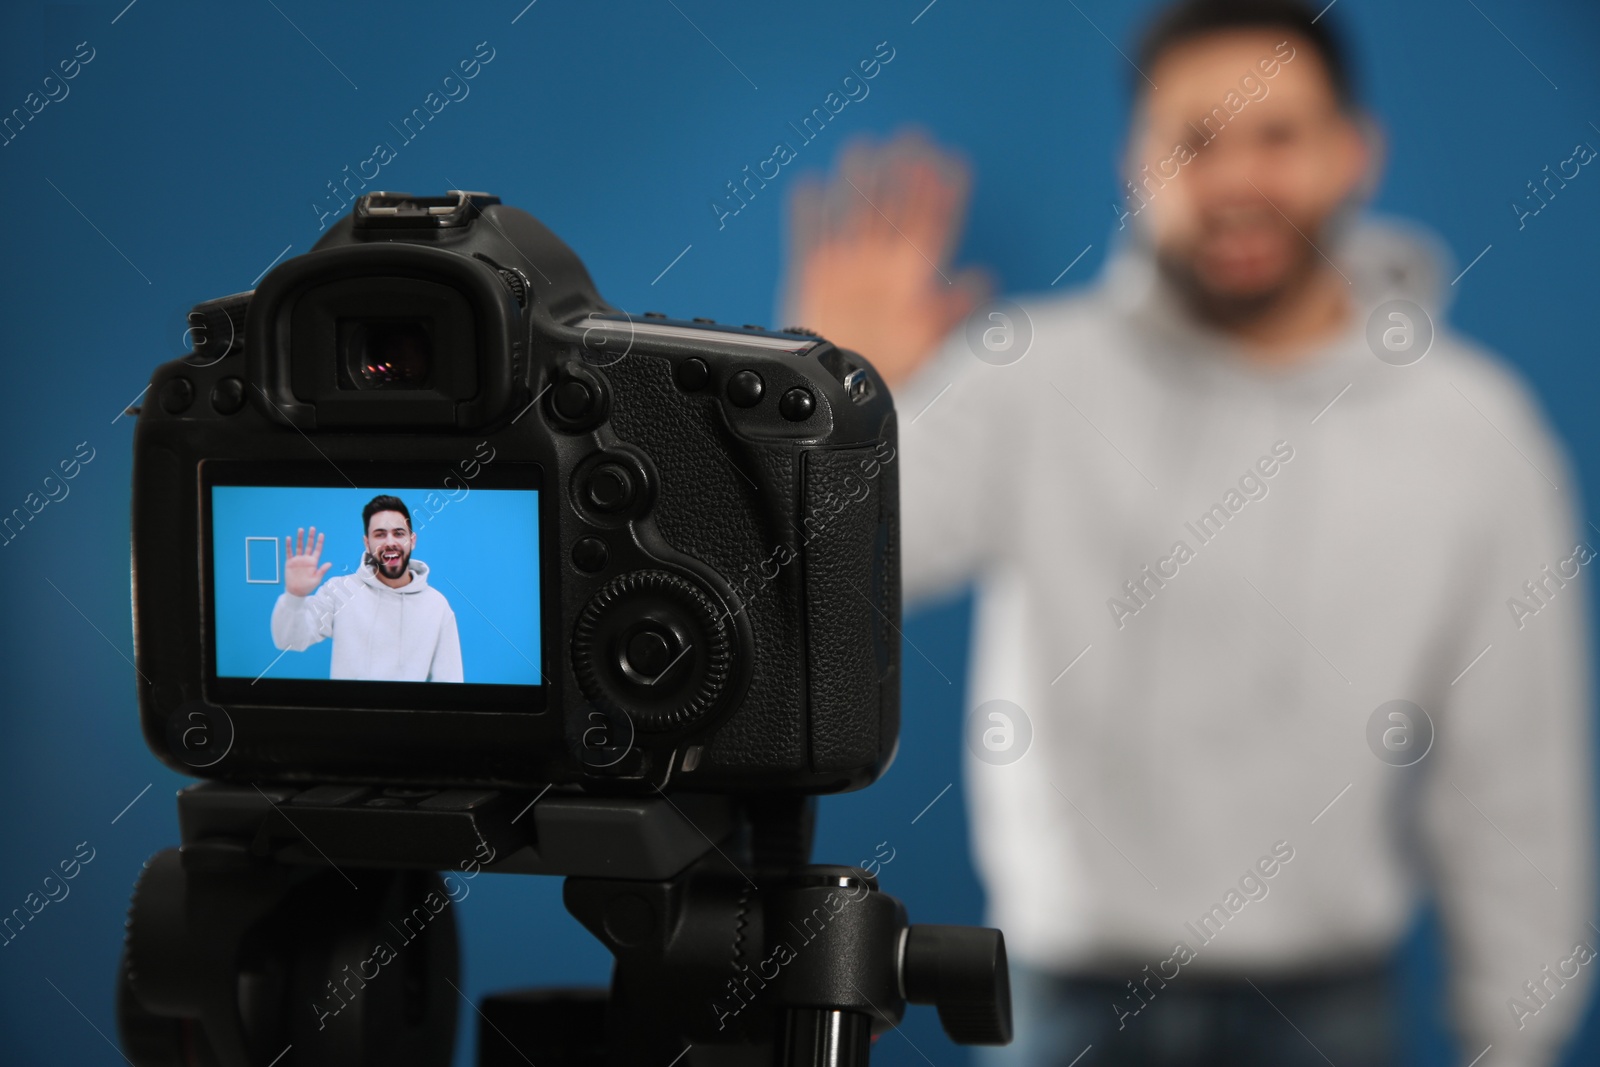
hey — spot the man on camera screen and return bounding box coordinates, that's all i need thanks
[270,494,464,683]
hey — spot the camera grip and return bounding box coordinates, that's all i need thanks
[802,444,900,773]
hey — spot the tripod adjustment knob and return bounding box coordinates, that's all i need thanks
[900,923,1013,1045]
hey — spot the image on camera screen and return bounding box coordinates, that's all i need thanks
[208,481,541,687]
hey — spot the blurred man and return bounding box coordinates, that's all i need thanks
[270,494,463,682]
[782,1,1594,1064]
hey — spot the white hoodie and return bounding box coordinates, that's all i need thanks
[270,559,463,682]
[897,218,1594,1066]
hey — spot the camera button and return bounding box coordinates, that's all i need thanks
[553,379,596,420]
[584,464,636,513]
[624,628,675,679]
[572,536,609,573]
[160,377,195,414]
[210,377,246,415]
[674,357,709,392]
[726,369,764,407]
[779,387,815,421]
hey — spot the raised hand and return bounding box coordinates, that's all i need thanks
[284,527,332,597]
[781,130,991,388]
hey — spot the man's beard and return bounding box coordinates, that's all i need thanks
[367,547,411,579]
[1155,226,1323,330]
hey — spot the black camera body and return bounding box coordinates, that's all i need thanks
[132,191,900,794]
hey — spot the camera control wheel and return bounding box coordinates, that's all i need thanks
[572,570,733,733]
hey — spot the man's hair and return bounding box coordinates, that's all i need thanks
[362,494,412,534]
[1135,0,1356,109]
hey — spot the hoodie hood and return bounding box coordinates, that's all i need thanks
[356,557,434,594]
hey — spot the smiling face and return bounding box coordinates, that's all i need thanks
[1130,29,1370,321]
[364,509,415,581]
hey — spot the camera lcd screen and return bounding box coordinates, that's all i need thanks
[202,463,544,710]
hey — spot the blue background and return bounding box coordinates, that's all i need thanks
[0,1,1596,1065]
[209,484,541,684]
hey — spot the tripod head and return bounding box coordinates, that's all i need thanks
[119,781,1011,1065]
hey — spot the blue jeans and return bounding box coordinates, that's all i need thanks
[975,961,1397,1067]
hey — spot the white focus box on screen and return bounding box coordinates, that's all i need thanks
[244,537,280,584]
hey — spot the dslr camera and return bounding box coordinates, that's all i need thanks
[120,193,1008,1067]
[133,190,900,795]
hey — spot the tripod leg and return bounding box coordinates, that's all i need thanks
[782,1009,872,1067]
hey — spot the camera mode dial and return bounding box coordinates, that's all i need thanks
[572,570,734,733]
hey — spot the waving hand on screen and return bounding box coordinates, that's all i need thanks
[284,527,332,597]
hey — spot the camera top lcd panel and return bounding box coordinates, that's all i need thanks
[132,191,901,795]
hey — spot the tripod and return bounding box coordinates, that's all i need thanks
[118,781,1011,1066]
